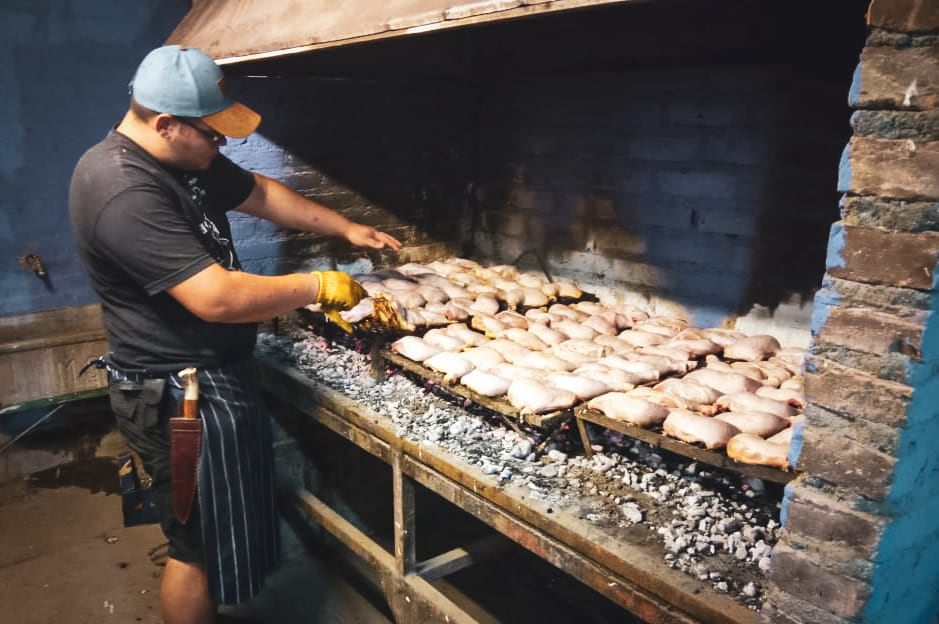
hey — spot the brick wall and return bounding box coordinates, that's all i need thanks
[224,75,470,276]
[466,0,867,329]
[0,1,188,317]
[762,2,939,622]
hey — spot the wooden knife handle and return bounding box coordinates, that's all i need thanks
[178,367,199,420]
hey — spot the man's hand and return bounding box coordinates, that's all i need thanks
[310,271,368,333]
[311,271,367,309]
[345,223,402,251]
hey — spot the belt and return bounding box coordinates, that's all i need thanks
[80,355,170,384]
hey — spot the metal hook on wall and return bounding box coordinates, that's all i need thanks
[19,254,47,278]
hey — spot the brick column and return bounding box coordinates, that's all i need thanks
[761,3,939,623]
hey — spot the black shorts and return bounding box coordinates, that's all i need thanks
[109,376,204,565]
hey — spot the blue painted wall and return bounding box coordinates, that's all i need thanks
[0,0,189,316]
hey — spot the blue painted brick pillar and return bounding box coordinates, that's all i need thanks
[762,2,939,622]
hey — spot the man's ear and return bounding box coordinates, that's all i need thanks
[154,114,175,137]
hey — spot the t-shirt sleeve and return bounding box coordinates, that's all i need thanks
[200,154,255,210]
[93,186,216,296]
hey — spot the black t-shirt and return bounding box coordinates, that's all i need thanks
[70,130,257,372]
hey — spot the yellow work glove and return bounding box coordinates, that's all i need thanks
[310,271,368,333]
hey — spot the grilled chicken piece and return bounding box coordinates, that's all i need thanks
[555,279,583,299]
[555,338,608,361]
[488,363,543,381]
[581,315,618,336]
[468,293,500,316]
[551,319,599,341]
[423,301,469,323]
[460,346,506,370]
[508,378,579,414]
[527,322,567,347]
[627,352,693,376]
[515,351,577,372]
[524,309,563,325]
[416,284,449,304]
[597,355,660,384]
[421,328,465,352]
[423,352,475,384]
[666,338,723,357]
[444,323,488,348]
[633,317,688,338]
[521,286,551,308]
[698,328,747,347]
[663,409,741,449]
[755,386,806,409]
[726,433,790,469]
[485,339,534,364]
[685,368,762,395]
[723,334,782,361]
[586,392,670,427]
[715,393,798,419]
[391,336,441,362]
[628,387,687,410]
[750,360,793,386]
[470,314,508,337]
[548,303,588,321]
[494,310,529,329]
[767,425,795,445]
[654,378,722,413]
[573,364,640,391]
[617,330,667,348]
[460,369,511,397]
[610,303,649,324]
[593,335,633,354]
[714,411,790,438]
[498,328,549,351]
[780,375,804,392]
[496,287,525,310]
[545,372,609,400]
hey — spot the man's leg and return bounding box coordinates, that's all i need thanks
[161,557,216,624]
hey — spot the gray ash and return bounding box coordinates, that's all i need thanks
[257,332,779,611]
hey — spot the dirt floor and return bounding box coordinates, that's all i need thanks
[0,457,391,624]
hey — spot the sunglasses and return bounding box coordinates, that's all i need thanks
[174,117,227,146]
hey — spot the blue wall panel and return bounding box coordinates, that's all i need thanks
[0,0,188,316]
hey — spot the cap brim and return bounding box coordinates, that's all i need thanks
[202,101,261,138]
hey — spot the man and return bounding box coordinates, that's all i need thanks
[69,45,401,624]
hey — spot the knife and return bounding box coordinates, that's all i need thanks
[170,367,201,524]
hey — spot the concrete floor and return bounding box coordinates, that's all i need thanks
[0,458,391,624]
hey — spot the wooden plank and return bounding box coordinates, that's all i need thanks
[281,485,480,624]
[393,449,417,575]
[575,407,797,485]
[414,534,510,581]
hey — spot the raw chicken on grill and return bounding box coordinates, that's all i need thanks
[593,334,633,354]
[471,314,508,337]
[459,369,511,397]
[549,303,588,322]
[714,393,799,419]
[485,339,534,364]
[551,319,599,341]
[508,378,579,414]
[684,368,762,395]
[723,334,782,361]
[444,323,488,348]
[617,330,667,348]
[515,350,577,372]
[421,328,466,352]
[423,351,475,384]
[597,355,660,384]
[391,335,442,362]
[581,315,618,336]
[573,364,640,391]
[653,378,722,414]
[663,409,741,449]
[545,372,609,400]
[527,321,567,347]
[714,411,790,438]
[586,392,670,427]
[488,363,543,381]
[460,346,506,370]
[494,310,529,329]
[755,386,806,409]
[726,433,790,469]
[498,327,549,351]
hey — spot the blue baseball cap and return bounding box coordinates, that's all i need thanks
[129,45,261,138]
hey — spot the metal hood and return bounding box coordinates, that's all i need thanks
[166,0,633,65]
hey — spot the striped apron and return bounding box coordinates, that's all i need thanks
[169,358,279,604]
